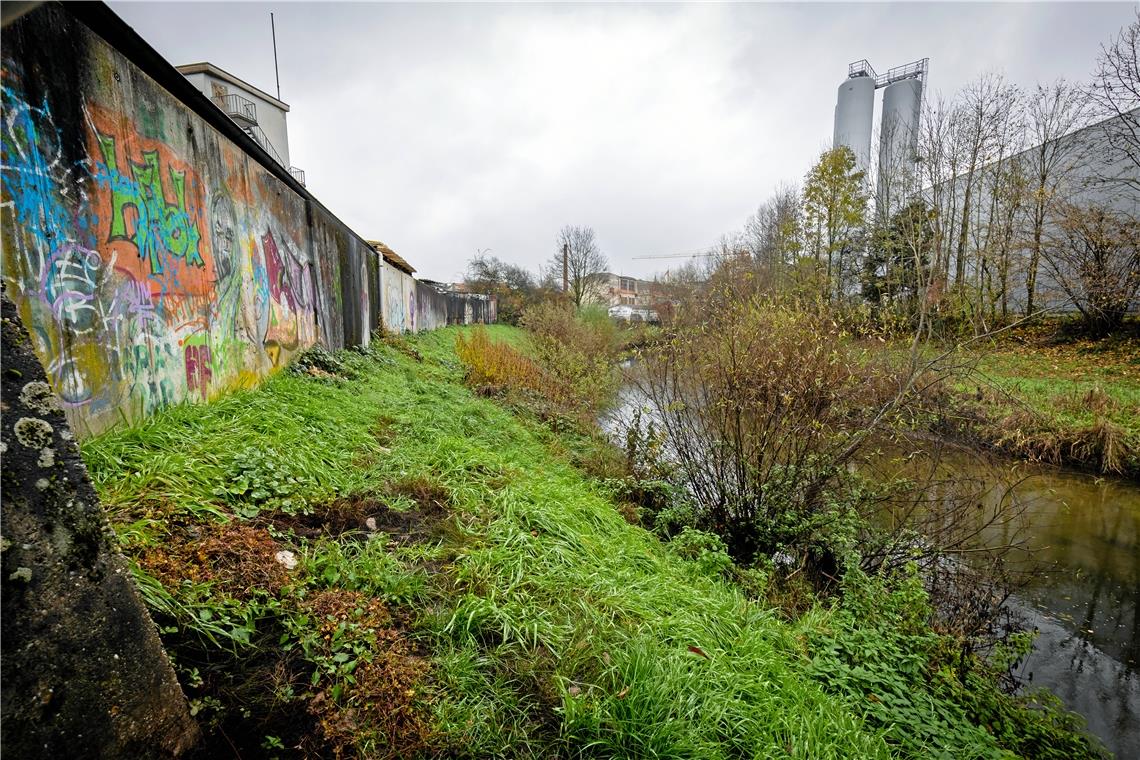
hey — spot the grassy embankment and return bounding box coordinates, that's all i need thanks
[947,321,1140,477]
[80,324,1102,758]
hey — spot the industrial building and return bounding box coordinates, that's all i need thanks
[832,58,928,214]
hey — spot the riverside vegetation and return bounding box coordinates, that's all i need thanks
[79,301,1107,758]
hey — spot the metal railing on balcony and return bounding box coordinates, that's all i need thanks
[211,92,257,125]
[288,166,306,186]
[876,58,929,88]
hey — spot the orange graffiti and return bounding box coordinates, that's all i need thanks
[85,105,215,296]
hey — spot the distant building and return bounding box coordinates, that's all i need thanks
[608,304,660,324]
[931,109,1139,312]
[177,62,305,185]
[595,272,658,308]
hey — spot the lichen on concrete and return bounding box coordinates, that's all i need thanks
[14,416,54,449]
[19,380,60,415]
[1,289,199,757]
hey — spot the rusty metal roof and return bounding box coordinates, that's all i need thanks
[365,240,416,275]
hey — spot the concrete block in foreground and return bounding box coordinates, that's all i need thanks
[1,292,199,758]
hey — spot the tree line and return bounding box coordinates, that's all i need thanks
[726,12,1139,337]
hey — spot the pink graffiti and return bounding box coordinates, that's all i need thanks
[261,229,309,313]
[184,343,212,400]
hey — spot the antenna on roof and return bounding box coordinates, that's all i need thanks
[271,11,281,100]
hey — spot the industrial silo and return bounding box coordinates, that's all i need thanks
[878,76,923,207]
[832,67,876,172]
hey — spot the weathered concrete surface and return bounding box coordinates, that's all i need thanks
[1,3,495,440]
[1,291,198,758]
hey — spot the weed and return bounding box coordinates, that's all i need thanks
[215,446,316,517]
[290,344,359,382]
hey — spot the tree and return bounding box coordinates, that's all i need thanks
[802,146,868,302]
[465,252,541,325]
[917,94,958,297]
[1042,202,1140,336]
[743,183,802,284]
[862,200,934,321]
[986,158,1027,319]
[549,225,609,308]
[948,74,1021,293]
[1020,80,1093,314]
[1088,9,1140,197]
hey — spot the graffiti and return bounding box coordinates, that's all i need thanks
[3,30,492,438]
[93,130,204,274]
[262,229,298,311]
[0,85,90,289]
[42,244,102,328]
[124,337,177,415]
[184,342,212,400]
[259,228,314,363]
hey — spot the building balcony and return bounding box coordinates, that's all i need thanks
[288,166,306,186]
[212,92,257,126]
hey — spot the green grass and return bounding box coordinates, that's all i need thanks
[972,353,1140,438]
[79,326,1103,757]
[953,331,1140,475]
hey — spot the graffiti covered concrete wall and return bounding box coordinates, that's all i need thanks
[381,259,415,334]
[1,7,319,435]
[1,4,494,438]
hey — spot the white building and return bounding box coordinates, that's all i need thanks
[930,109,1139,312]
[177,62,305,185]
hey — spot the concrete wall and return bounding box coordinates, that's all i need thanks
[1,291,199,758]
[1,4,492,439]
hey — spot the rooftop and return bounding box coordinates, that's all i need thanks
[366,240,416,275]
[176,62,290,111]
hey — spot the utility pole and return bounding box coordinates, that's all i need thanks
[271,12,281,100]
[562,242,569,297]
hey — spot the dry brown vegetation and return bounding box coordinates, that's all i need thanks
[139,522,292,599]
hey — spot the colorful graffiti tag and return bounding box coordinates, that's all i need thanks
[2,13,492,438]
[1,59,316,434]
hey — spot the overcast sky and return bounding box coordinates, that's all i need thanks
[110,1,1135,281]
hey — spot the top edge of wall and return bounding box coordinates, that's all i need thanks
[58,1,380,261]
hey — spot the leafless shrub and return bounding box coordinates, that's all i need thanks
[1042,201,1140,336]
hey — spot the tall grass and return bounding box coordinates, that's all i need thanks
[79,326,1103,758]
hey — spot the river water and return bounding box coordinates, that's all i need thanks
[603,380,1139,757]
[999,467,1139,758]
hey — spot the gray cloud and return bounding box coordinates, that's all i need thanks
[110,1,1133,280]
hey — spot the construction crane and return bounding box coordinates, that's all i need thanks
[630,250,721,261]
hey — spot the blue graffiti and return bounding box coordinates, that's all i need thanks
[0,85,84,280]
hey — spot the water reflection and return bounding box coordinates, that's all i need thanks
[862,450,1139,756]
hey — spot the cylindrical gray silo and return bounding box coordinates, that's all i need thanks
[877,77,923,205]
[875,78,921,178]
[833,75,875,172]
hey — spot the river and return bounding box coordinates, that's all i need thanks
[604,379,1139,757]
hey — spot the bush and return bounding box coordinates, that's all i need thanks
[454,326,545,395]
[521,301,620,415]
[634,297,903,563]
